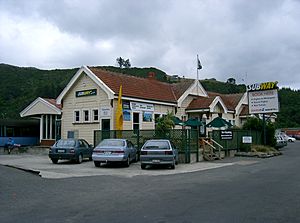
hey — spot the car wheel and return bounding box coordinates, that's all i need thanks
[124,157,130,167]
[170,159,175,169]
[77,154,83,164]
[51,158,58,164]
[141,164,146,169]
[94,161,101,167]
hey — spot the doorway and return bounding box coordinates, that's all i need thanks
[133,113,140,133]
[101,119,111,139]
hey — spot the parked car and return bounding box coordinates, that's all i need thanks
[275,135,287,149]
[92,139,138,167]
[49,139,93,164]
[140,139,178,169]
[279,132,296,143]
[286,136,296,142]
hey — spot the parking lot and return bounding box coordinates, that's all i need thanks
[0,152,235,179]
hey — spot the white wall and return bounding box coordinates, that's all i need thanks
[61,72,111,144]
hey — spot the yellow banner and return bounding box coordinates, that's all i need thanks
[115,85,123,130]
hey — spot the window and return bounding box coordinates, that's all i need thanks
[143,112,153,122]
[74,110,80,123]
[92,109,99,122]
[81,140,89,148]
[83,110,89,122]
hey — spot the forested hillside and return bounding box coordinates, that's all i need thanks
[0,63,299,128]
[276,88,300,128]
[0,64,77,119]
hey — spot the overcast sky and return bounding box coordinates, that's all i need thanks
[1,0,299,89]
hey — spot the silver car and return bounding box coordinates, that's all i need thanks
[140,139,178,169]
[92,139,138,167]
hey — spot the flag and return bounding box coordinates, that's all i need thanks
[197,58,202,70]
[115,85,123,130]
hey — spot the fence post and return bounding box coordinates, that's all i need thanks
[93,130,96,148]
[196,129,199,162]
[184,130,188,163]
[137,130,140,150]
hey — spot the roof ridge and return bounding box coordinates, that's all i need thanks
[89,66,171,85]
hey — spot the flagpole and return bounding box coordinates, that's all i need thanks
[197,54,199,96]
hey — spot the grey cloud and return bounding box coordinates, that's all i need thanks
[1,0,300,88]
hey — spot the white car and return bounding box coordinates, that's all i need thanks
[287,136,296,142]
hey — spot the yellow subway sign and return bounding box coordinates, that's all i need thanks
[76,89,97,97]
[246,81,278,91]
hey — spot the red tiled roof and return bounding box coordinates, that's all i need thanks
[207,92,244,111]
[239,104,249,116]
[186,97,215,110]
[89,67,190,103]
[171,79,194,99]
[43,98,62,109]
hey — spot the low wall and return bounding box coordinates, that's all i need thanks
[0,137,39,147]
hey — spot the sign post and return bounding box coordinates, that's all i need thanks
[247,81,279,145]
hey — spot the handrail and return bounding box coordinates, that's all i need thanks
[203,139,221,159]
[203,140,216,150]
[211,139,224,149]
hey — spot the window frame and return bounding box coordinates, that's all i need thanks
[92,108,99,122]
[74,110,80,123]
[82,109,90,122]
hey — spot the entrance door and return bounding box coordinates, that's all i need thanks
[101,119,111,140]
[133,113,140,133]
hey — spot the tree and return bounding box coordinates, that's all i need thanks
[116,57,124,68]
[116,57,131,68]
[242,117,276,147]
[124,59,131,68]
[226,78,236,85]
[156,111,175,133]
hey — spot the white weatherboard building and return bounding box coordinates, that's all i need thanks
[21,66,251,145]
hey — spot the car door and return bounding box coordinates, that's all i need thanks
[79,140,89,158]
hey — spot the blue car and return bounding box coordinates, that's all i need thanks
[49,139,93,164]
[92,139,138,167]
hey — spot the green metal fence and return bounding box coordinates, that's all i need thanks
[94,129,199,163]
[211,129,262,152]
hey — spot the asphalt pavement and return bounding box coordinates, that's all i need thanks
[1,142,300,223]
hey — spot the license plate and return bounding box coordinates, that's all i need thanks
[152,159,160,163]
[104,151,111,155]
[57,149,65,153]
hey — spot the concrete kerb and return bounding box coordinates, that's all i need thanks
[4,164,41,176]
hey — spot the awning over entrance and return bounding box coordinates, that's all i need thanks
[206,117,232,128]
[184,118,203,127]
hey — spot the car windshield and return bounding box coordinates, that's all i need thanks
[98,139,125,147]
[56,139,76,147]
[143,141,170,150]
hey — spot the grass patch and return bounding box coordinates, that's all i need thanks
[251,145,278,154]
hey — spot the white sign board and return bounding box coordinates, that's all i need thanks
[130,102,154,112]
[248,89,279,114]
[100,107,112,117]
[242,136,252,144]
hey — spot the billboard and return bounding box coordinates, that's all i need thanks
[247,81,279,114]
